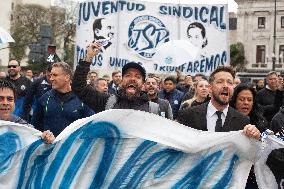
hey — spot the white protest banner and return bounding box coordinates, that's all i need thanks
[75,0,228,76]
[255,135,284,189]
[0,109,261,189]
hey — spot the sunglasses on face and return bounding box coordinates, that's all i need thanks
[7,65,18,68]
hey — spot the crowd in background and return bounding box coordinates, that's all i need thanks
[0,53,284,188]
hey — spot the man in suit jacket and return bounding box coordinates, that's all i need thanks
[177,66,260,139]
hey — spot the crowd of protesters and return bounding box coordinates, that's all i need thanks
[0,42,284,189]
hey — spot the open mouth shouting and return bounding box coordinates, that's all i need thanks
[220,91,229,98]
[126,84,138,95]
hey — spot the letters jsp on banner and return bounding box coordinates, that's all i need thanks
[75,0,229,76]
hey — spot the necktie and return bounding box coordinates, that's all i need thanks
[215,111,223,132]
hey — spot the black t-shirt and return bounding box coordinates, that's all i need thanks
[7,76,32,97]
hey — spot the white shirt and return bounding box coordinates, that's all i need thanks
[206,101,229,132]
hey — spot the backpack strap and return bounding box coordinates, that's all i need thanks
[105,95,117,110]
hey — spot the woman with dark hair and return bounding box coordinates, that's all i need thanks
[230,83,267,132]
[230,83,267,189]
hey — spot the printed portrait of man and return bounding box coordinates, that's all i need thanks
[93,18,114,49]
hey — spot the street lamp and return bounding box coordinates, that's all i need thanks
[272,0,277,71]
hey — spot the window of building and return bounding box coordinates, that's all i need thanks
[229,18,237,30]
[10,14,13,21]
[256,45,266,63]
[281,16,284,28]
[279,45,284,63]
[258,17,266,29]
[11,3,14,10]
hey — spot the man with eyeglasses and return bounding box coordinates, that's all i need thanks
[6,59,31,117]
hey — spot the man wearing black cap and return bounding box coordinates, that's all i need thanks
[72,43,159,114]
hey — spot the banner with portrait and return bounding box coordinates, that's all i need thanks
[75,0,228,76]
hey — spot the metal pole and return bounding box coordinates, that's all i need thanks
[272,0,276,71]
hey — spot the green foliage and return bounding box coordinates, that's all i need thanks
[10,4,76,70]
[230,42,246,70]
[10,4,49,60]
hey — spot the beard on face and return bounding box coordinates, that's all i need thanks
[211,91,230,106]
[8,70,18,77]
[146,87,157,96]
[121,82,141,101]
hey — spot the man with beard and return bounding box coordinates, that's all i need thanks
[6,59,31,117]
[72,43,159,114]
[144,77,173,120]
[177,66,261,139]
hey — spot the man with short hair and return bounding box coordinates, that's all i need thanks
[257,71,284,123]
[108,70,122,94]
[94,78,108,93]
[177,66,260,139]
[87,70,97,85]
[72,43,160,115]
[256,79,265,92]
[0,79,27,124]
[144,77,173,120]
[31,62,94,137]
[6,59,31,116]
[159,76,184,119]
[102,74,110,84]
[0,79,55,143]
[25,69,33,81]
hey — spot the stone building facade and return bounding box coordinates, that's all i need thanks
[231,0,284,80]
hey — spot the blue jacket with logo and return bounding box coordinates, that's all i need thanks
[31,89,95,136]
[158,89,184,119]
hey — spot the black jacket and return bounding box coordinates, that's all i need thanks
[256,88,284,123]
[21,76,52,121]
[72,60,153,113]
[177,102,250,132]
[271,107,284,134]
[6,75,32,98]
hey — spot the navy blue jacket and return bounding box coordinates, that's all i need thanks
[158,89,184,119]
[31,89,95,136]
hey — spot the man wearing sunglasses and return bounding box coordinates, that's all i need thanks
[6,59,31,117]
